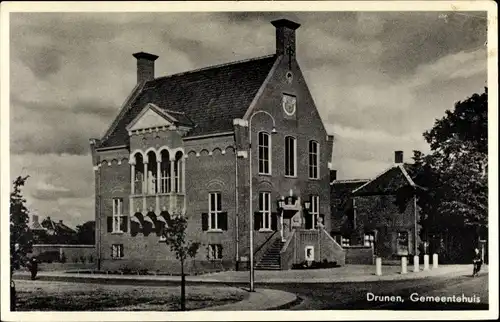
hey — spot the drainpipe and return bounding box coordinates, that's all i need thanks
[235,148,239,268]
[414,193,418,257]
[96,165,101,271]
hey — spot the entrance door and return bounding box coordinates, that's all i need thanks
[282,217,292,241]
[281,210,297,242]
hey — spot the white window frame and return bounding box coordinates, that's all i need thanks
[208,192,222,231]
[259,192,272,231]
[111,244,124,259]
[284,136,297,177]
[258,131,271,175]
[309,140,320,179]
[160,163,171,194]
[208,244,223,260]
[310,195,319,229]
[112,198,125,233]
[364,232,375,247]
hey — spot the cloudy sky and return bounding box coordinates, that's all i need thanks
[9,10,487,228]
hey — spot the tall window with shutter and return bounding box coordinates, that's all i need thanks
[202,192,227,231]
[109,198,127,233]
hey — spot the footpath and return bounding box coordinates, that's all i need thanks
[13,264,484,311]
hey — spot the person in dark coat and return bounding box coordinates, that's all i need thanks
[472,248,482,277]
[29,257,38,280]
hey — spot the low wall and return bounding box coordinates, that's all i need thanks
[280,229,346,269]
[30,244,96,264]
[345,246,374,264]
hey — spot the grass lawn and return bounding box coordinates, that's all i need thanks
[15,280,248,311]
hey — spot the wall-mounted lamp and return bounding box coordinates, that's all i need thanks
[303,200,311,212]
[277,196,285,210]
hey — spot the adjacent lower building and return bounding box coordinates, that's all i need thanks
[331,151,425,261]
[90,19,344,273]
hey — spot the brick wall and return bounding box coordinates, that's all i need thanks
[235,56,333,264]
[353,194,420,259]
[93,54,333,273]
[345,246,374,264]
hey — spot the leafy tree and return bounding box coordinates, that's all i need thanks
[10,175,33,311]
[10,176,33,272]
[408,88,488,258]
[76,220,96,245]
[162,214,201,311]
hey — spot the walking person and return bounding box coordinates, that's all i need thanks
[472,248,482,277]
[29,257,38,280]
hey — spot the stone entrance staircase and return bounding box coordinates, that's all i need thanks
[255,238,285,270]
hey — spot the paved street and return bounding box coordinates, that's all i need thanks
[267,273,488,310]
[13,265,488,310]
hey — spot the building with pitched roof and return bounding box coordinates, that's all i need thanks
[90,19,344,273]
[331,151,426,260]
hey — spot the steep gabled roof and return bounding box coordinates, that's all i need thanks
[331,179,369,198]
[352,164,423,196]
[100,55,278,148]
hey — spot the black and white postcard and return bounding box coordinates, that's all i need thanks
[1,1,497,321]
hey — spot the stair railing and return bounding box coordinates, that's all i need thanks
[253,231,278,265]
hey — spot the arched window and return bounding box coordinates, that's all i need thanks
[284,136,296,177]
[174,151,183,193]
[160,150,171,193]
[147,151,157,194]
[308,140,319,179]
[258,132,271,175]
[134,153,144,194]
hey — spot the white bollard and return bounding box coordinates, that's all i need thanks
[413,255,420,272]
[375,257,382,276]
[424,254,430,271]
[401,256,407,274]
[433,253,438,268]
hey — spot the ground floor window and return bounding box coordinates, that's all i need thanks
[341,237,350,247]
[111,244,124,259]
[396,231,409,255]
[208,244,223,260]
[364,232,375,247]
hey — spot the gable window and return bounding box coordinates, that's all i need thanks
[258,192,272,230]
[208,244,223,260]
[111,244,124,259]
[284,136,296,177]
[112,198,127,233]
[308,140,319,179]
[258,132,271,175]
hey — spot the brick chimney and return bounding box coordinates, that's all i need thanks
[32,214,39,224]
[271,19,301,57]
[395,151,404,164]
[132,52,159,83]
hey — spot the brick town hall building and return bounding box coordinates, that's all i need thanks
[90,19,345,273]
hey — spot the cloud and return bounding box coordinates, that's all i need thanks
[8,11,487,226]
[10,153,95,227]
